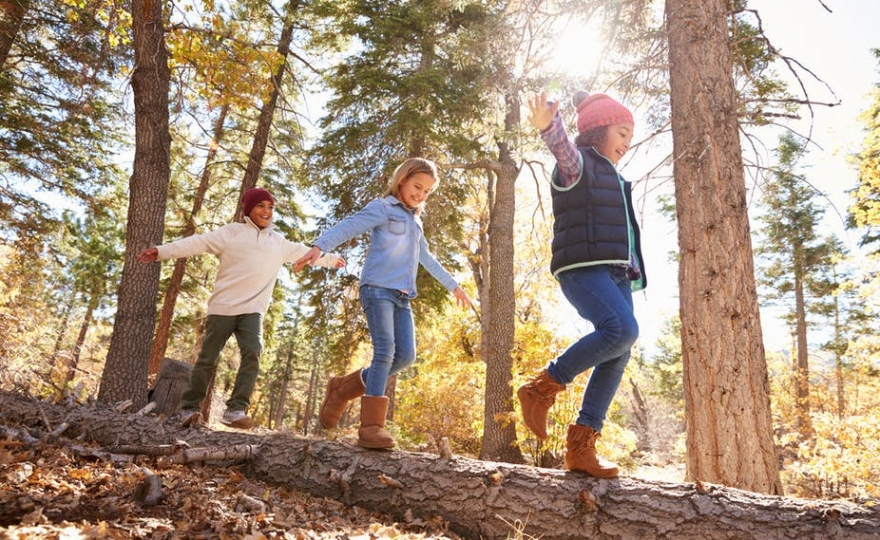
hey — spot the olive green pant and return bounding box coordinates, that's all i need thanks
[180,313,263,412]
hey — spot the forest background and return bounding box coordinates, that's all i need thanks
[1,0,879,503]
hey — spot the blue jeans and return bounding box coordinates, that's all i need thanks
[359,285,416,396]
[180,313,263,412]
[547,265,638,432]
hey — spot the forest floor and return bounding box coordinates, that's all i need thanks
[0,428,467,540]
[1,416,686,540]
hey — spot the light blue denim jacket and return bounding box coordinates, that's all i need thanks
[313,196,458,297]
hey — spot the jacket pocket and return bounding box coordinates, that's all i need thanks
[388,216,406,235]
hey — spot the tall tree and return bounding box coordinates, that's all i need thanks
[474,85,522,463]
[146,0,310,385]
[60,201,125,381]
[0,0,127,220]
[97,0,171,406]
[233,0,301,221]
[665,0,782,494]
[850,48,880,256]
[755,132,834,434]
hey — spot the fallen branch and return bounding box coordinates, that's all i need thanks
[109,440,190,457]
[160,444,259,465]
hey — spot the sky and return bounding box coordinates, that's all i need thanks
[545,0,880,357]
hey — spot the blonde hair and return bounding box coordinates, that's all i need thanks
[383,157,439,215]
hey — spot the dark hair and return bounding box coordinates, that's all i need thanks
[574,125,608,148]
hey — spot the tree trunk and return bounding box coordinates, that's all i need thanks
[148,104,229,376]
[98,0,170,407]
[479,91,524,464]
[833,293,845,418]
[273,349,293,430]
[1,390,876,540]
[665,0,782,494]
[794,264,811,435]
[0,0,28,69]
[233,14,295,222]
[68,293,98,383]
[303,352,319,435]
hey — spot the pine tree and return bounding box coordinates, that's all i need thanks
[755,132,837,436]
[850,48,880,255]
[666,0,782,494]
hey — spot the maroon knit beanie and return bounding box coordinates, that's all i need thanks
[575,93,634,134]
[241,188,275,217]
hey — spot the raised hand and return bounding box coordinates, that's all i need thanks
[527,90,559,131]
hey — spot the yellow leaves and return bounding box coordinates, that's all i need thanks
[779,376,880,499]
[166,9,284,112]
[67,467,96,481]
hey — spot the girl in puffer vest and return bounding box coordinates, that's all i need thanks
[518,90,647,478]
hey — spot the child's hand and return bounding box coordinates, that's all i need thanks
[527,90,559,131]
[137,247,158,263]
[293,246,321,271]
[452,286,472,308]
[334,256,346,269]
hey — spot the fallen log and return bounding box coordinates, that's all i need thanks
[0,389,876,539]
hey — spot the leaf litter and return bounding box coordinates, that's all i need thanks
[0,433,464,540]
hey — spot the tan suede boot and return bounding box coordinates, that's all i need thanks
[357,395,395,449]
[319,369,365,429]
[517,369,565,440]
[565,424,619,478]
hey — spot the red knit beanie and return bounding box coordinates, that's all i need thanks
[576,93,634,134]
[241,188,275,217]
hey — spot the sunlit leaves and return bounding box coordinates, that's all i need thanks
[167,11,283,111]
[850,51,880,254]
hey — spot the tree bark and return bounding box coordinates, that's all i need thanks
[1,390,876,540]
[665,0,782,494]
[479,90,524,464]
[0,0,28,69]
[98,0,170,407]
[794,263,812,435]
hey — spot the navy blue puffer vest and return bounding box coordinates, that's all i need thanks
[549,147,646,291]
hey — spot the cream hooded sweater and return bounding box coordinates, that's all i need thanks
[156,218,341,316]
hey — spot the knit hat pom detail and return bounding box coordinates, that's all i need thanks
[242,187,275,217]
[575,92,633,134]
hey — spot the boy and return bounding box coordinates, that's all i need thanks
[138,188,344,429]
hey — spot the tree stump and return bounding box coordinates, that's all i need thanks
[148,358,191,416]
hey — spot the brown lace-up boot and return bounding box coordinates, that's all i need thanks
[319,369,365,429]
[565,424,619,478]
[357,396,395,449]
[517,369,565,440]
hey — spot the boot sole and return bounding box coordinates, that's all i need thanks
[221,418,254,429]
[357,440,395,449]
[568,468,619,478]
